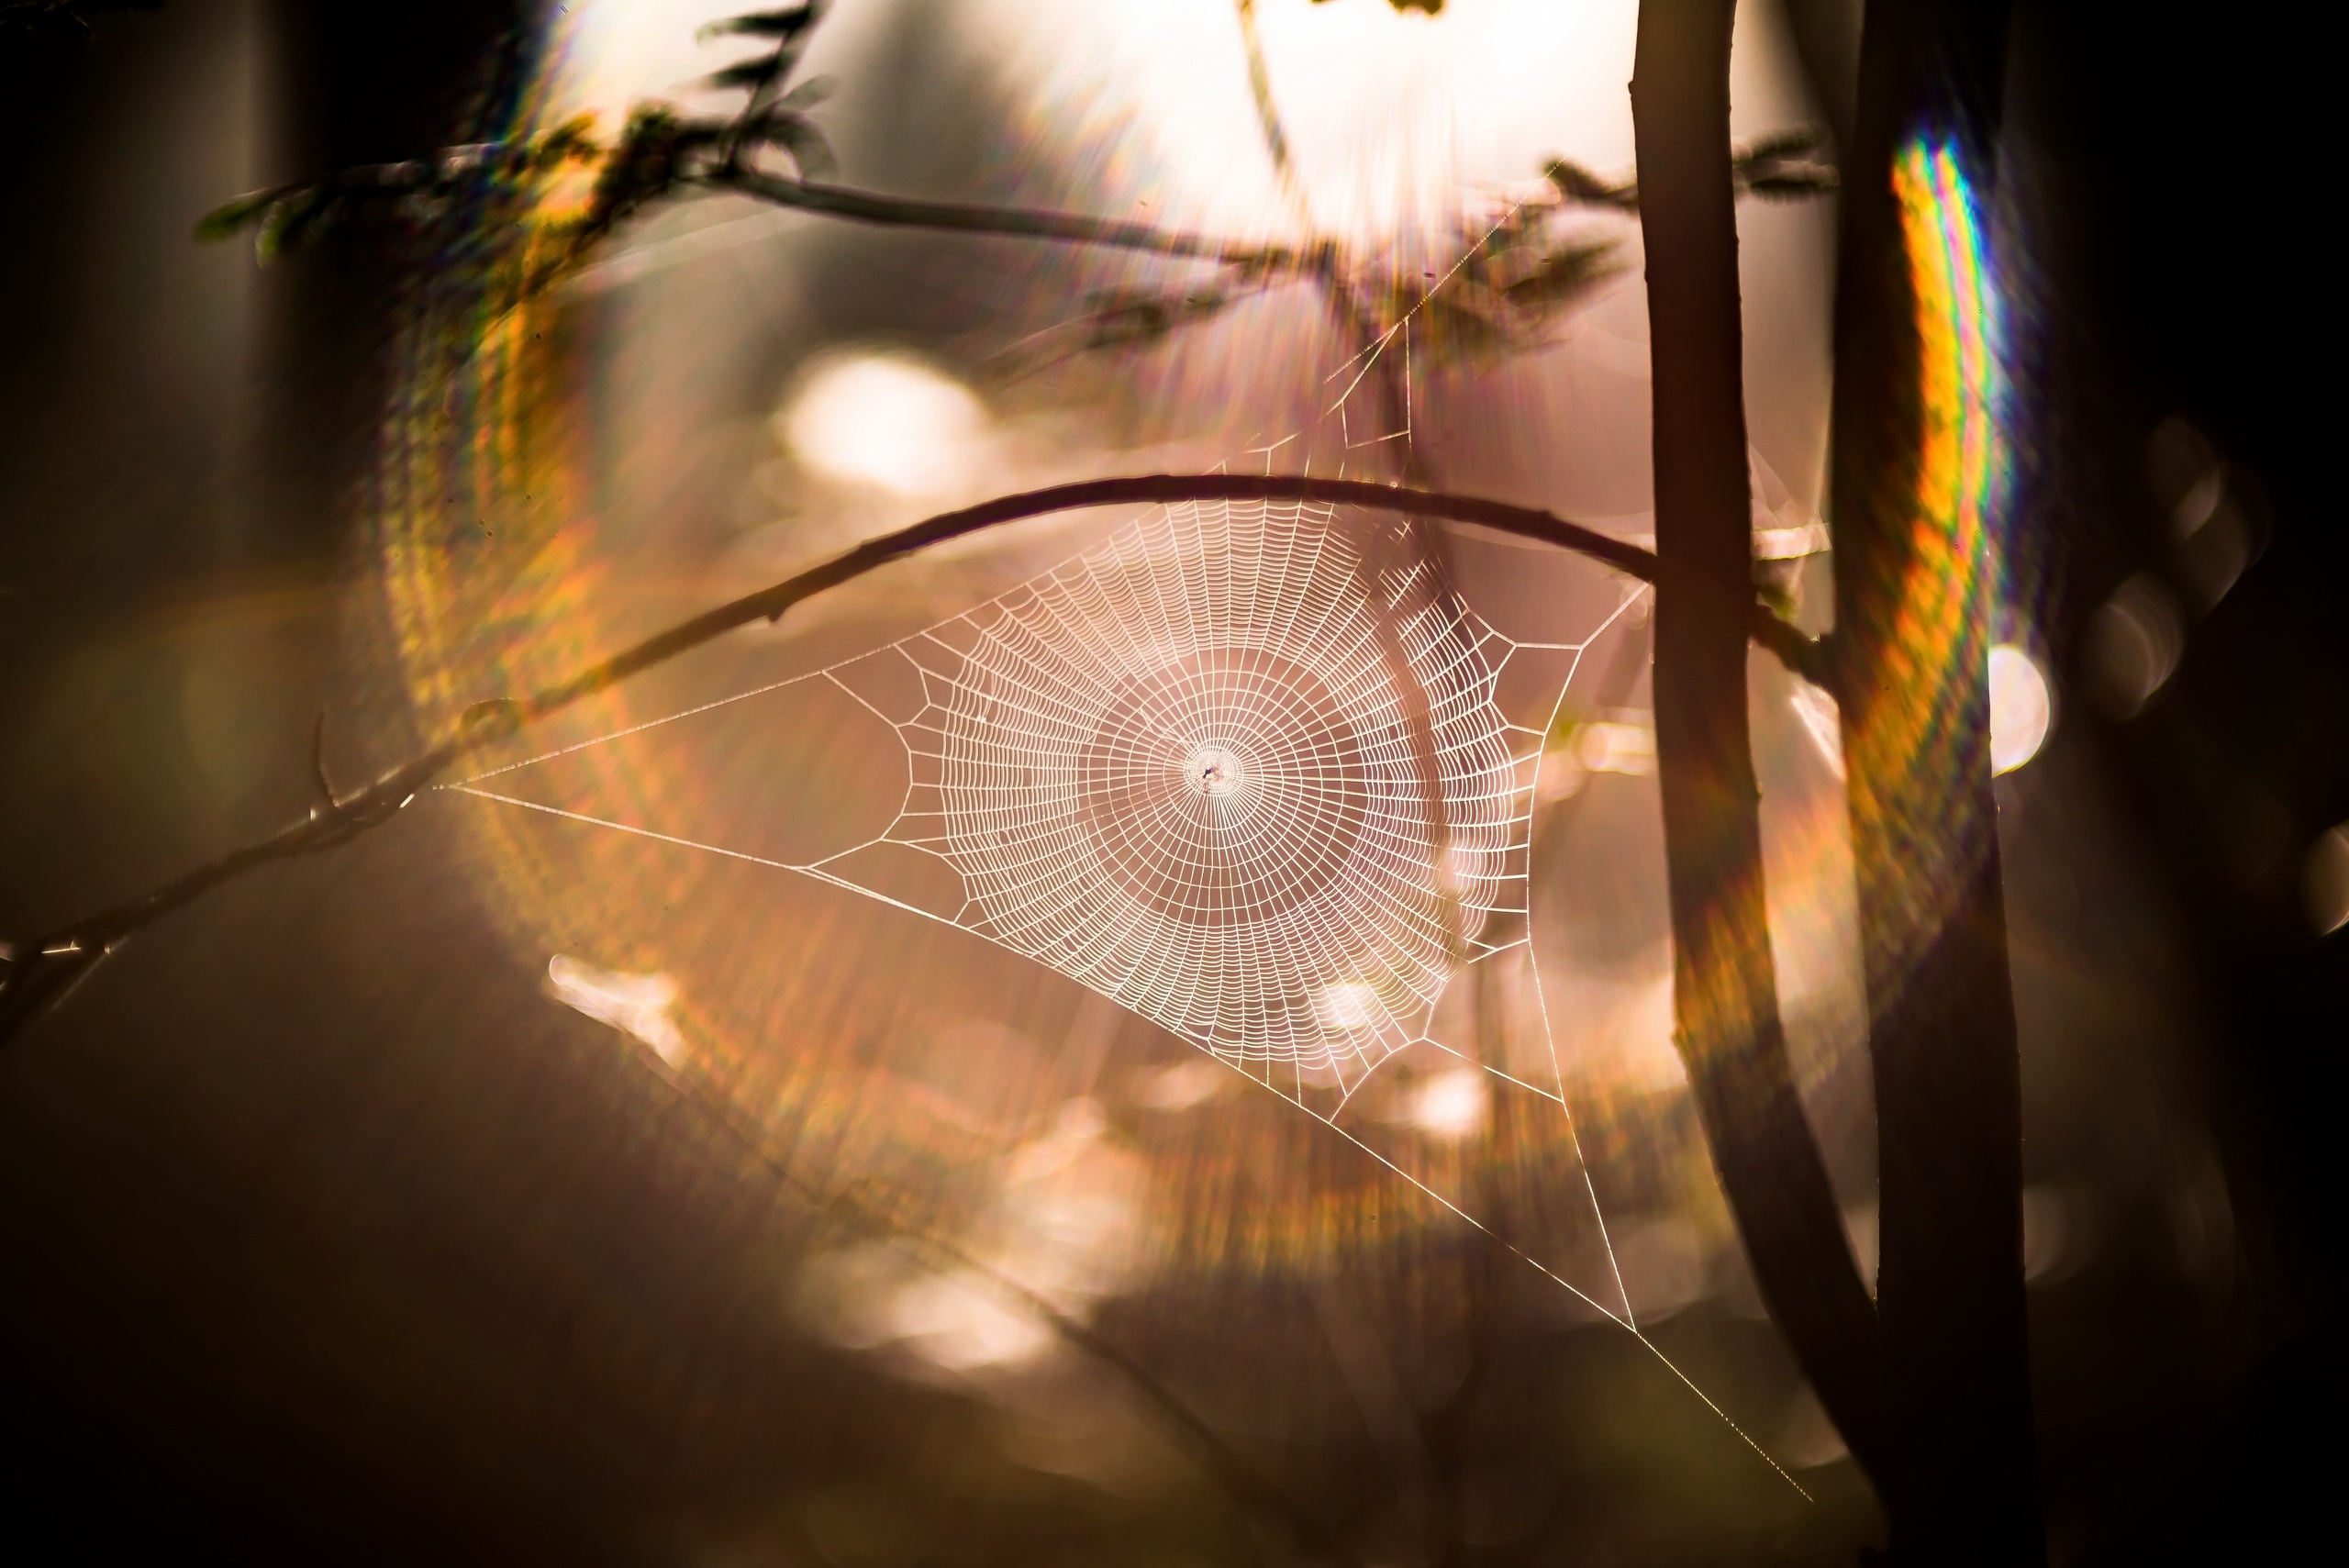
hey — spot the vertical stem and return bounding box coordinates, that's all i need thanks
[1830,1,2042,1560]
[1230,0,1462,956]
[1233,0,1435,491]
[1632,0,1892,1488]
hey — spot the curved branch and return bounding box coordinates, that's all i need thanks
[0,473,1820,1047]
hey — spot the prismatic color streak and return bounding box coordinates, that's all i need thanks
[1878,139,2003,829]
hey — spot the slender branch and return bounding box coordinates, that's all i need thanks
[707,167,1298,269]
[1229,0,1430,488]
[1633,0,1891,1491]
[1226,0,1469,983]
[0,473,1818,1047]
[1233,0,1309,224]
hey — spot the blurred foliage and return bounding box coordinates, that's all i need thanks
[988,253,1294,383]
[697,3,837,177]
[0,0,159,41]
[1541,128,1838,213]
[194,118,605,262]
[999,128,1832,383]
[195,1,1830,385]
[1399,217,1626,367]
[1729,128,1842,199]
[196,3,836,305]
[195,0,1831,379]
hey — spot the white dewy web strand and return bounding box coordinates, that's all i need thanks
[462,497,1560,1103]
[445,495,1809,1500]
[448,157,1797,1503]
[889,497,1508,1094]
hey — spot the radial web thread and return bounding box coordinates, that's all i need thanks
[448,496,1808,1495]
[886,497,1522,1096]
[460,496,1602,1104]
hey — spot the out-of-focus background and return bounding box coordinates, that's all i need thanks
[0,2,2340,1563]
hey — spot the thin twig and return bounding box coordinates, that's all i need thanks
[1225,2,1466,984]
[0,473,1821,1047]
[704,168,1296,269]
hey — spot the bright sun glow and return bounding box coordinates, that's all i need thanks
[394,0,1889,1496]
[778,350,991,497]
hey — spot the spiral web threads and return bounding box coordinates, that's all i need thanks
[457,494,1586,1103]
[878,497,1525,1099]
[451,496,1813,1493]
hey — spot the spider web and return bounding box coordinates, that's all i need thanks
[881,496,1520,1094]
[458,496,1609,1102]
[448,495,1805,1496]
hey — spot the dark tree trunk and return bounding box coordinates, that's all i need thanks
[1631,0,1891,1492]
[1828,0,2043,1560]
